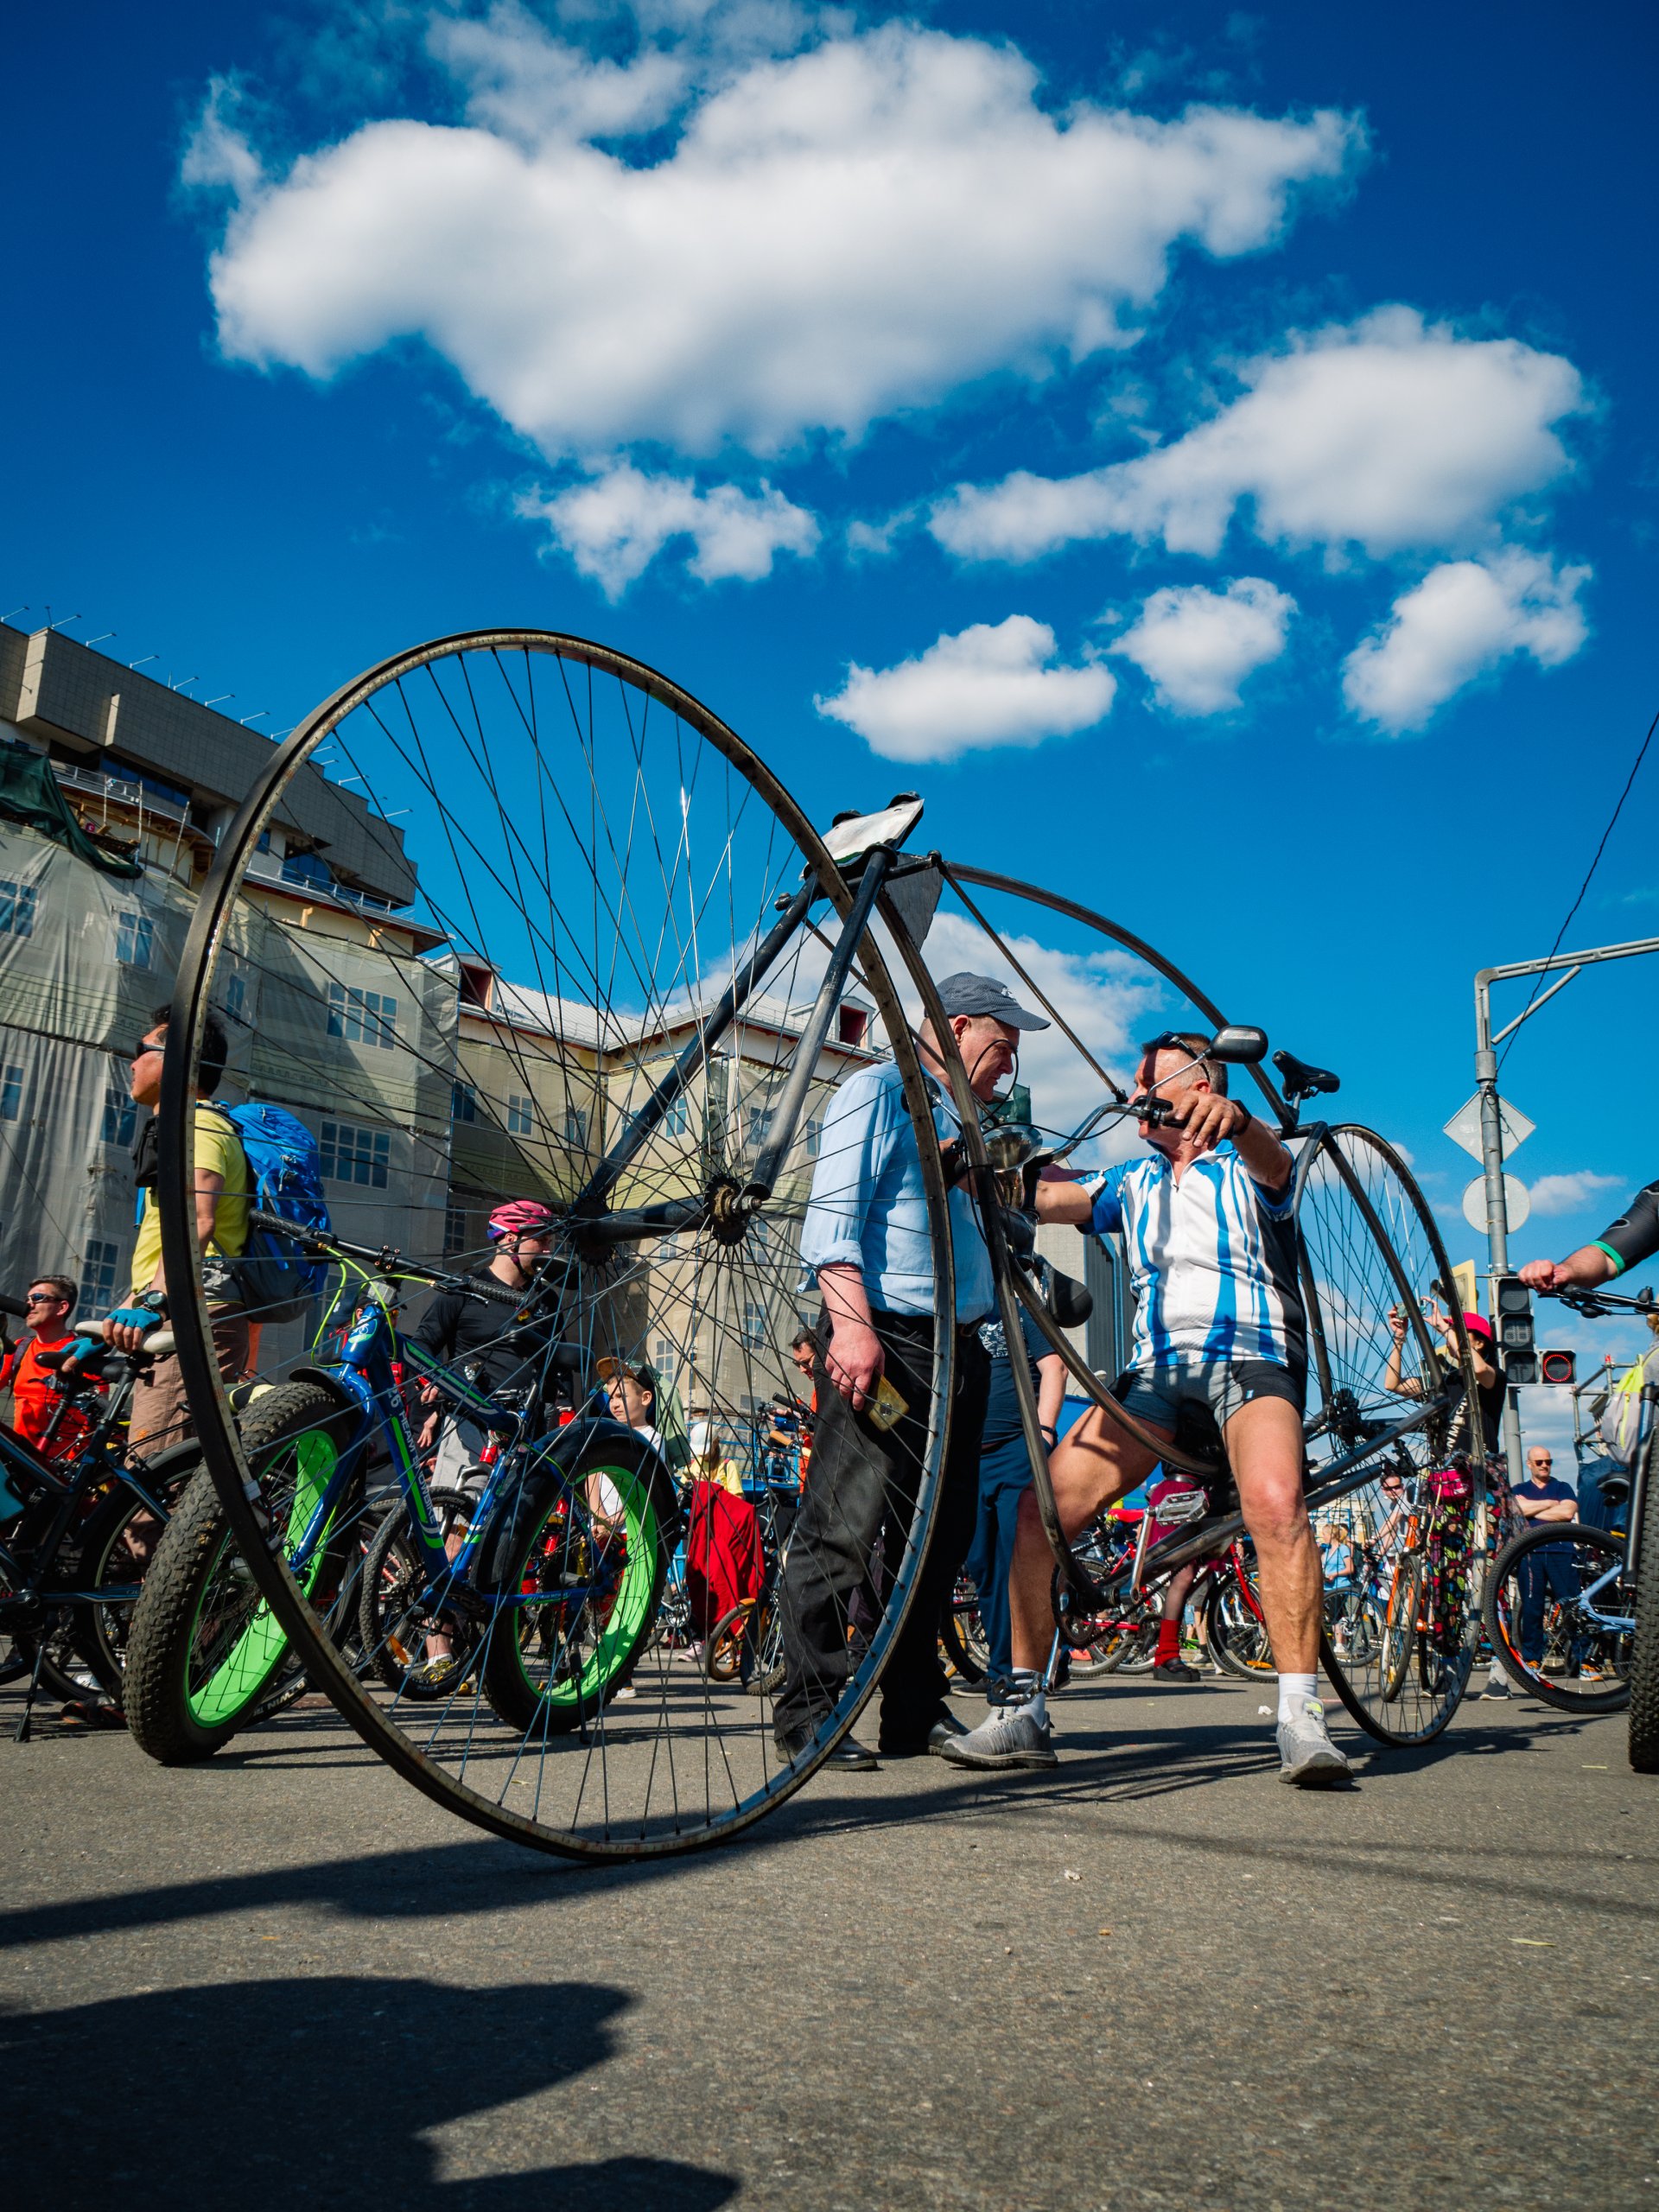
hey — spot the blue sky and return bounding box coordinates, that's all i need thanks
[5,1,1658,1421]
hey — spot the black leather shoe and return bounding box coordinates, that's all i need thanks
[775,1727,879,1770]
[880,1711,969,1758]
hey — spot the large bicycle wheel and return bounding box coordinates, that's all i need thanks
[159,629,953,1857]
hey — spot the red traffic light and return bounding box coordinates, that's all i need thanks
[1538,1348,1577,1387]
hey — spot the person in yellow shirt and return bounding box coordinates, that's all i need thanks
[103,1006,250,1458]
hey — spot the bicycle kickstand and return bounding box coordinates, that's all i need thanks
[13,1635,48,1745]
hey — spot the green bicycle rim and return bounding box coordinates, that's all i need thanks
[518,1463,658,1712]
[186,1432,338,1727]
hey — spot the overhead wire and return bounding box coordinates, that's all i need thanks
[1498,700,1659,1071]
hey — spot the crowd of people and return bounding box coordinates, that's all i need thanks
[5,971,1649,1772]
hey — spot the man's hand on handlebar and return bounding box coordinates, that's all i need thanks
[1520,1248,1618,1294]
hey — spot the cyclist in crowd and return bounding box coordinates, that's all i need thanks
[1521,1178,1659,1291]
[1,1275,97,1459]
[1383,1302,1506,1455]
[944,1029,1351,1786]
[764,1329,817,1484]
[414,1198,558,1485]
[966,1303,1065,1702]
[776,971,1046,1769]
[101,1008,249,1459]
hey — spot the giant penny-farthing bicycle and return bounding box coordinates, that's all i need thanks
[161,632,1481,1861]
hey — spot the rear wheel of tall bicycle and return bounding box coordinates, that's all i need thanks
[160,629,953,1856]
[124,1382,353,1764]
[1481,1523,1633,1716]
[1297,1129,1483,1745]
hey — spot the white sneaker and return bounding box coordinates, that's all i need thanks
[938,1702,1057,1770]
[1275,1698,1351,1788]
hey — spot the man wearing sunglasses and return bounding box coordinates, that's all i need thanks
[1,1275,97,1459]
[944,1029,1350,1786]
[101,1007,250,1457]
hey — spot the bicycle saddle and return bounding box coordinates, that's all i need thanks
[1273,1048,1340,1103]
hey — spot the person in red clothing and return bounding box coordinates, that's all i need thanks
[1,1275,97,1459]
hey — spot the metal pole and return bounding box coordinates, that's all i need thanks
[1473,969,1526,1487]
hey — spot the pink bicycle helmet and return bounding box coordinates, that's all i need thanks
[1463,1311,1493,1342]
[487,1198,556,1241]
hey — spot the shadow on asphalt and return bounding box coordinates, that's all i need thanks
[2,1974,738,2212]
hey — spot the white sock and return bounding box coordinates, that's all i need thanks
[1011,1669,1047,1728]
[1276,1671,1318,1725]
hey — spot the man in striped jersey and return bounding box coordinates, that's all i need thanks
[942,1030,1349,1786]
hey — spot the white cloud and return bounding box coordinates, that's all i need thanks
[430,4,688,145]
[193,25,1358,458]
[1109,575,1294,714]
[930,307,1586,563]
[1522,1171,1624,1218]
[1342,549,1589,733]
[816,615,1116,763]
[521,463,818,594]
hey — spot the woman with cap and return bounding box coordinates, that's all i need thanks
[1384,1301,1505,1459]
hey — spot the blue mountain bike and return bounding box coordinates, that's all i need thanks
[124,1223,675,1764]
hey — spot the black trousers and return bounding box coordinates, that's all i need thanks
[774,1310,990,1750]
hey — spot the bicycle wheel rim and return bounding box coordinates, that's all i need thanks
[1484,1523,1634,1714]
[159,627,954,1858]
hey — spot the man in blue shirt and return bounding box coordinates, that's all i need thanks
[774,972,1048,1768]
[1510,1446,1581,1670]
[944,1030,1350,1785]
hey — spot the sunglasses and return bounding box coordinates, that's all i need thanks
[25,1291,64,1305]
[130,1037,165,1060]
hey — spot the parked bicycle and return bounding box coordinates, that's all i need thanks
[0,1325,197,1738]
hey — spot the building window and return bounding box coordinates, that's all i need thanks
[663,1093,689,1138]
[742,1300,767,1348]
[563,1103,588,1148]
[805,1116,823,1160]
[747,1105,773,1149]
[750,1216,769,1249]
[652,1335,679,1382]
[451,1082,478,1124]
[321,1119,390,1189]
[837,1006,868,1048]
[443,1202,468,1255]
[80,1238,120,1321]
[0,1064,22,1122]
[0,879,36,938]
[115,911,154,969]
[102,1086,137,1147]
[506,1094,534,1136]
[327,982,397,1049]
[225,975,246,1022]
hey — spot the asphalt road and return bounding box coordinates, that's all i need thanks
[3,1668,1653,2212]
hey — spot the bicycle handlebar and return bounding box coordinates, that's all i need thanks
[246,1210,524,1307]
[1540,1282,1656,1319]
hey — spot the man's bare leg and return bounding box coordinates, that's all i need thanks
[1224,1395,1350,1784]
[1005,1404,1166,1673]
[1224,1397,1320,1673]
[945,1403,1165,1769]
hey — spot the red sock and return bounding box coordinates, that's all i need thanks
[1156,1619,1180,1664]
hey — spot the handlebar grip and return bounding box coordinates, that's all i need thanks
[461,1276,526,1308]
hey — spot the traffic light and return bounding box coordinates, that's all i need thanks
[1539,1348,1577,1386]
[1493,1275,1535,1385]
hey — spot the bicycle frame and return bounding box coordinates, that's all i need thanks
[0,1383,176,1611]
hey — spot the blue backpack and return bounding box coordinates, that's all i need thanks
[209,1102,333,1323]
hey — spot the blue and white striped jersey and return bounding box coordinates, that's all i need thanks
[1088,1145,1305,1376]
